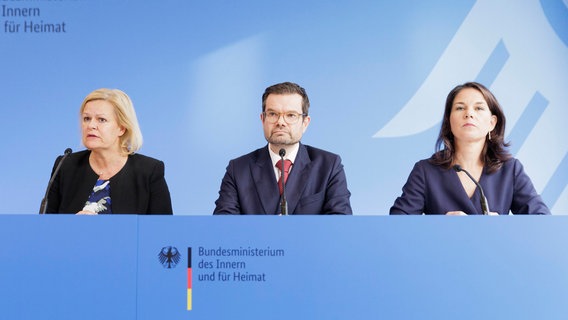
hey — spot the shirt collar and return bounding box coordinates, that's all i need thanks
[268,143,299,167]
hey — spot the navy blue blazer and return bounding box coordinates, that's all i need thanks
[390,158,550,215]
[46,150,173,214]
[214,144,352,214]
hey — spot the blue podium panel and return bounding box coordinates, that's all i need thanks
[0,215,139,320]
[2,215,568,319]
[136,216,568,320]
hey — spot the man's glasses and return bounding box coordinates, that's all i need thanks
[263,111,307,124]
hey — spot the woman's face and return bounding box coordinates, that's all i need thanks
[81,100,125,153]
[449,88,497,144]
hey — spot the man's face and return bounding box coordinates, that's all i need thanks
[261,93,310,147]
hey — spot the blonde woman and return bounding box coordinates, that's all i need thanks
[46,88,172,214]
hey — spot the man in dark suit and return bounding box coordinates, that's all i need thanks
[214,82,352,215]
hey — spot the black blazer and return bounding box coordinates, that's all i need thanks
[47,150,173,214]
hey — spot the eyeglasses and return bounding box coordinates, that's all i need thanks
[263,111,307,124]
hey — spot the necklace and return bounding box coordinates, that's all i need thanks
[89,153,127,179]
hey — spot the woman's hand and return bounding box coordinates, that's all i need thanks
[446,211,499,215]
[446,211,467,215]
[76,210,97,215]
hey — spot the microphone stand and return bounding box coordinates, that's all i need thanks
[39,148,72,214]
[453,165,489,215]
[279,149,288,215]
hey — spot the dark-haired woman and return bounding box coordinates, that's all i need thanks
[390,82,550,215]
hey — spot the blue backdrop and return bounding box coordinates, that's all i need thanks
[1,0,566,214]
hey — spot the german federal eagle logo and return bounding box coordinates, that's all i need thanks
[158,246,181,268]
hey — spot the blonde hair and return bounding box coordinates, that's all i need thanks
[80,88,143,155]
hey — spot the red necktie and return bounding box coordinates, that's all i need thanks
[276,159,292,195]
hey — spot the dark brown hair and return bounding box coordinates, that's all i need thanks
[262,82,310,115]
[430,82,511,173]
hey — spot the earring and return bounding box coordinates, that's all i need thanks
[488,131,492,141]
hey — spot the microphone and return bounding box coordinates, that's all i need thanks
[39,148,72,214]
[279,148,288,215]
[452,164,490,215]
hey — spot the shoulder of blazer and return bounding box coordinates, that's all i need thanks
[58,149,91,173]
[127,153,164,167]
[122,153,164,177]
[229,146,269,166]
[301,144,341,162]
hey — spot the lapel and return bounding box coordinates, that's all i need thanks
[252,146,281,214]
[109,156,131,213]
[450,166,481,214]
[470,168,487,214]
[284,143,312,214]
[68,151,99,212]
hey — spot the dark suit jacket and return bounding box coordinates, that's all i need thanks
[390,158,550,215]
[47,150,173,214]
[214,144,352,214]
